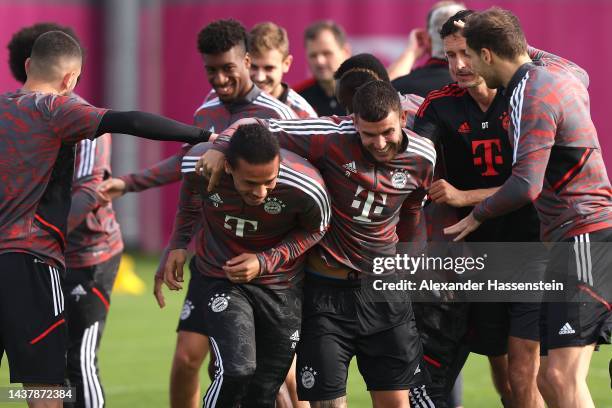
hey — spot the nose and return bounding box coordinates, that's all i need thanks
[372,136,386,150]
[456,55,468,71]
[314,54,327,66]
[252,184,267,199]
[251,68,265,83]
[212,71,228,86]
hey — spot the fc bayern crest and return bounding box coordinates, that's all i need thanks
[264,197,286,215]
[208,294,230,313]
[391,170,409,189]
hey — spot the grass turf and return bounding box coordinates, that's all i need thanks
[1,253,610,407]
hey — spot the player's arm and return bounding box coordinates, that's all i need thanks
[387,28,429,80]
[528,46,589,88]
[398,153,434,244]
[199,117,335,190]
[67,139,108,233]
[429,179,500,207]
[445,94,557,241]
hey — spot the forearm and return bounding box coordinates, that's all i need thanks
[98,110,211,144]
[67,186,99,233]
[256,229,326,275]
[460,187,501,207]
[473,176,536,221]
[119,152,184,193]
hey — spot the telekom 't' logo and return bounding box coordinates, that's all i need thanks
[472,139,503,176]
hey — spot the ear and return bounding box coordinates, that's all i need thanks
[343,43,352,58]
[24,58,32,76]
[244,52,251,69]
[481,48,493,65]
[60,71,76,94]
[282,54,293,74]
[224,160,232,175]
[400,109,408,126]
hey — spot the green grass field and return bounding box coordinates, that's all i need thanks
[1,253,610,407]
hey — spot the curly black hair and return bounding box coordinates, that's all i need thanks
[334,53,390,82]
[7,22,81,83]
[197,19,248,56]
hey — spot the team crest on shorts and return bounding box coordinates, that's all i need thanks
[264,197,286,215]
[208,293,230,312]
[180,300,195,320]
[300,366,317,389]
[391,169,410,189]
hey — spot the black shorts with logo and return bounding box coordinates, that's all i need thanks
[179,268,302,407]
[540,228,612,355]
[296,273,428,401]
[0,252,67,384]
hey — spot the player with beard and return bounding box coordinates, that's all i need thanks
[249,22,317,119]
[447,8,611,408]
[198,80,434,408]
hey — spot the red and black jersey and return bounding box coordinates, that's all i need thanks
[473,55,612,241]
[400,93,424,130]
[214,116,435,275]
[278,83,318,119]
[120,85,296,192]
[0,91,107,268]
[171,143,330,287]
[65,133,123,268]
[414,82,539,242]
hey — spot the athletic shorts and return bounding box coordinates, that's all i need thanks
[0,252,67,384]
[411,301,470,408]
[540,228,612,355]
[468,301,541,356]
[180,270,302,406]
[296,273,428,401]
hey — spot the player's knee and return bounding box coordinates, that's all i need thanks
[543,364,567,392]
[172,347,204,373]
[508,357,537,385]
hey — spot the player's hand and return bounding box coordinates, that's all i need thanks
[444,212,482,242]
[164,249,187,290]
[429,179,467,207]
[454,19,466,29]
[223,253,262,283]
[208,133,219,143]
[153,276,166,308]
[195,149,226,192]
[97,178,127,205]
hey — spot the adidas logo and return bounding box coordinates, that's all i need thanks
[558,322,575,335]
[209,193,223,204]
[458,121,471,134]
[71,284,87,296]
[343,161,357,173]
[290,330,300,341]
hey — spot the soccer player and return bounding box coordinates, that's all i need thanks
[249,22,317,119]
[446,8,612,408]
[164,123,329,407]
[199,80,435,408]
[294,20,351,116]
[97,19,297,408]
[413,9,572,407]
[7,23,123,408]
[0,30,210,408]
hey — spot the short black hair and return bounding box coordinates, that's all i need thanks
[352,80,401,122]
[334,53,390,82]
[227,123,280,168]
[197,19,248,56]
[30,31,82,78]
[440,9,475,39]
[8,23,81,83]
[337,70,380,114]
